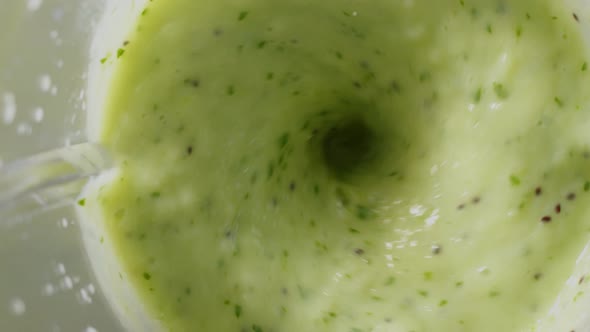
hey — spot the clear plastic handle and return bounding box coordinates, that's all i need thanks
[0,142,111,227]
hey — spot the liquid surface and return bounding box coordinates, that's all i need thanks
[83,0,590,331]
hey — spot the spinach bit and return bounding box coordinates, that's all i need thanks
[493,82,509,99]
[252,324,263,332]
[238,11,249,21]
[117,48,125,58]
[584,181,590,192]
[278,132,290,148]
[356,205,374,220]
[234,305,242,318]
[77,198,86,206]
[583,62,588,72]
[473,87,482,103]
[143,272,151,280]
[509,175,521,186]
[554,96,564,107]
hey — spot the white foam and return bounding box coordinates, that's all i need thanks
[9,297,26,316]
[2,93,16,125]
[32,107,44,123]
[39,74,52,92]
[26,0,43,11]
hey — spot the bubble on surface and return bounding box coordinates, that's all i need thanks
[27,0,43,11]
[32,107,45,123]
[42,283,56,296]
[2,92,16,125]
[16,122,33,136]
[9,297,26,316]
[39,74,52,92]
[84,326,98,332]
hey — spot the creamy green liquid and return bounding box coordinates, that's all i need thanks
[83,0,590,331]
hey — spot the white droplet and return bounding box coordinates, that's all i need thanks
[79,289,92,304]
[16,123,32,136]
[42,283,56,296]
[61,276,73,290]
[39,75,52,92]
[409,204,427,217]
[27,0,43,11]
[50,86,58,96]
[84,326,98,332]
[32,107,44,123]
[9,298,26,316]
[2,93,16,125]
[56,263,66,275]
[56,59,64,68]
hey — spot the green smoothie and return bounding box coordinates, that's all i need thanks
[82,0,590,331]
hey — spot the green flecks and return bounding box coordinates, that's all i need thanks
[151,192,161,198]
[297,284,309,299]
[424,271,434,281]
[252,325,263,332]
[356,205,373,220]
[510,175,521,186]
[141,8,149,16]
[114,209,126,220]
[582,62,588,71]
[315,241,329,252]
[234,305,242,318]
[384,276,396,286]
[117,48,125,58]
[99,236,104,244]
[418,290,429,297]
[439,299,448,307]
[266,72,274,80]
[455,281,464,288]
[143,272,151,281]
[257,40,268,49]
[554,97,564,107]
[473,87,482,103]
[489,290,501,298]
[77,198,86,206]
[493,82,509,99]
[267,162,275,179]
[313,184,320,195]
[100,57,108,64]
[238,11,249,21]
[349,228,360,234]
[515,25,523,37]
[278,132,290,149]
[350,328,364,332]
[335,51,343,59]
[227,85,235,95]
[459,0,465,7]
[584,181,590,192]
[419,71,431,82]
[486,23,493,34]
